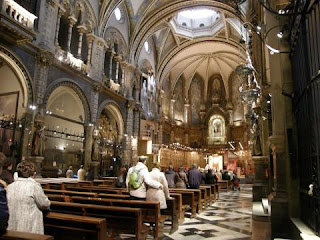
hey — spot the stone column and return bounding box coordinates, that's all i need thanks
[54,8,64,46]
[123,101,135,165]
[265,8,294,237]
[77,26,87,59]
[109,51,114,79]
[20,110,34,158]
[125,65,135,100]
[34,52,53,106]
[38,0,58,50]
[84,125,94,167]
[115,58,120,83]
[120,62,127,95]
[158,121,164,145]
[67,16,76,52]
[170,99,176,122]
[252,156,269,201]
[89,37,105,81]
[86,33,94,66]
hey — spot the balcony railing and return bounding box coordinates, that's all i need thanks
[1,0,37,30]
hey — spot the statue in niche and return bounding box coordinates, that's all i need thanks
[31,121,46,156]
[252,117,262,156]
[212,79,221,104]
[213,120,222,137]
[92,135,100,161]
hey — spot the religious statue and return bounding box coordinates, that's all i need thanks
[212,79,221,104]
[92,136,100,162]
[252,117,262,156]
[31,122,46,156]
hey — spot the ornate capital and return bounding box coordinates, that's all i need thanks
[92,84,101,92]
[268,135,285,153]
[36,50,53,66]
[68,16,77,26]
[127,100,135,110]
[77,25,87,33]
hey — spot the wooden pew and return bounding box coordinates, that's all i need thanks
[98,193,131,199]
[198,187,208,209]
[201,184,217,204]
[65,186,121,194]
[218,180,232,191]
[70,196,168,238]
[0,231,53,240]
[170,189,201,214]
[43,189,98,198]
[169,193,185,224]
[50,201,149,240]
[215,183,220,199]
[44,212,107,240]
[200,185,213,206]
[169,190,196,218]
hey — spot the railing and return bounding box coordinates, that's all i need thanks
[1,0,37,30]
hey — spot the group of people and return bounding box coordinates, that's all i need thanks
[0,153,50,235]
[65,165,95,181]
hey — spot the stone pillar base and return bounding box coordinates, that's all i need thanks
[25,156,44,177]
[252,156,269,201]
[90,161,100,179]
[271,193,290,239]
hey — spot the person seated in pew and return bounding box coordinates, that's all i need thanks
[126,156,162,200]
[7,161,50,234]
[115,165,127,188]
[0,157,13,185]
[147,162,171,209]
[164,165,176,188]
[174,166,189,189]
[0,153,9,235]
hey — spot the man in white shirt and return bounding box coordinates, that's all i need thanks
[126,157,162,200]
[77,165,86,181]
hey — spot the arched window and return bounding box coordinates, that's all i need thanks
[58,15,69,51]
[144,41,150,53]
[200,23,205,27]
[115,8,121,21]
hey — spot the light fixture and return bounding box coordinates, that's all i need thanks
[277,31,283,38]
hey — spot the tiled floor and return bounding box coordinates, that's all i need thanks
[120,184,262,240]
[162,184,253,240]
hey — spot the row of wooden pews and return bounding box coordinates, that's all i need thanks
[40,179,220,240]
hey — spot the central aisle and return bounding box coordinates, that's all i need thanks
[163,185,253,240]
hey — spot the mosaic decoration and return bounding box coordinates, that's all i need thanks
[190,76,201,125]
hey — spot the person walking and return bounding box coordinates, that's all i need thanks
[126,157,162,200]
[147,162,171,209]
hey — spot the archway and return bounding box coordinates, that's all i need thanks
[0,45,33,161]
[44,85,87,175]
[96,101,125,176]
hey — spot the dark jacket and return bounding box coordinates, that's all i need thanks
[188,168,202,189]
[0,182,9,234]
[165,170,176,188]
[205,170,217,184]
[0,170,13,185]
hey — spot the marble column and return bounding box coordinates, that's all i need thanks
[20,110,34,158]
[67,16,76,52]
[115,58,120,83]
[54,8,64,46]
[120,62,127,95]
[77,26,87,59]
[86,33,94,67]
[125,65,135,100]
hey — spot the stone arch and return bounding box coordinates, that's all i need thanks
[96,100,125,138]
[0,44,34,107]
[43,78,91,124]
[104,27,128,57]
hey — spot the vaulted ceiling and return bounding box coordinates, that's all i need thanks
[98,0,249,93]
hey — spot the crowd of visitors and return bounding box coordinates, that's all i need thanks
[0,151,241,237]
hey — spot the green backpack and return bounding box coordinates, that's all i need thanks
[128,167,143,190]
